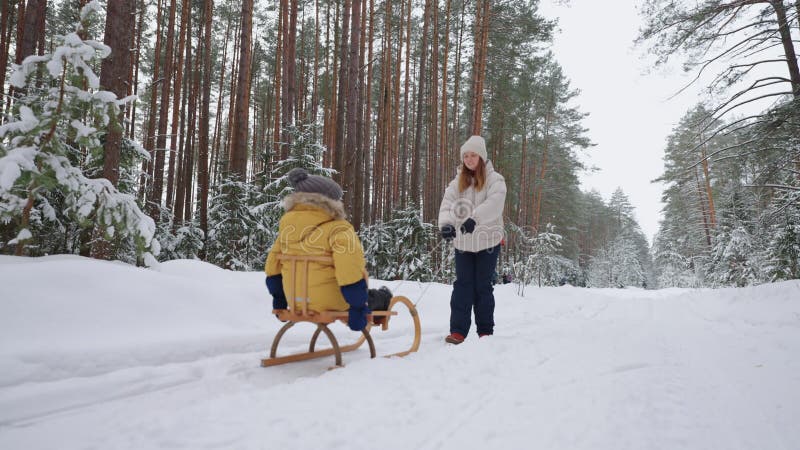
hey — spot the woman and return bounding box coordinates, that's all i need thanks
[438,135,507,344]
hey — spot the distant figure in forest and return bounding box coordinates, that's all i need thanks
[438,136,507,345]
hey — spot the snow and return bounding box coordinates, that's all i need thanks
[1,255,799,450]
[0,146,38,191]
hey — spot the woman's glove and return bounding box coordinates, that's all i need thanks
[460,218,476,234]
[440,224,456,240]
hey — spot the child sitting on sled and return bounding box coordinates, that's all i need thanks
[264,168,392,331]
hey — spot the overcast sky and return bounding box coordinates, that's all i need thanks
[538,0,703,241]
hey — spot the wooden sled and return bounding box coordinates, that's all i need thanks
[261,255,421,368]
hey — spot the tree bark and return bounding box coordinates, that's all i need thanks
[272,5,283,160]
[230,0,254,179]
[343,0,362,209]
[0,0,11,102]
[411,0,432,208]
[141,0,164,203]
[427,0,440,222]
[352,0,368,228]
[98,0,134,188]
[399,0,412,209]
[450,2,466,179]
[91,0,135,259]
[700,144,716,229]
[389,0,404,213]
[470,0,490,135]
[695,169,712,248]
[166,0,189,209]
[128,0,146,139]
[149,0,178,217]
[439,0,453,197]
[362,0,376,224]
[174,7,194,225]
[19,0,44,62]
[310,0,321,133]
[770,0,800,97]
[198,0,214,252]
[281,0,298,154]
[334,0,352,185]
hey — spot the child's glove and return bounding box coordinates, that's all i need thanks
[265,275,287,310]
[347,306,369,331]
[340,279,371,331]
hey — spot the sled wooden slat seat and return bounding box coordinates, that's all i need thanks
[261,254,421,368]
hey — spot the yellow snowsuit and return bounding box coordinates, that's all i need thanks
[264,192,366,312]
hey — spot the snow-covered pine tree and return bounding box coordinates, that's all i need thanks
[265,124,335,202]
[761,190,800,281]
[504,222,573,294]
[238,124,335,270]
[583,189,650,288]
[359,206,437,281]
[652,232,699,288]
[609,231,647,288]
[504,223,534,294]
[706,191,763,287]
[206,176,263,270]
[528,223,569,287]
[154,206,204,262]
[0,2,158,265]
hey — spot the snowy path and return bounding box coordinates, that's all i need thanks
[1,256,799,449]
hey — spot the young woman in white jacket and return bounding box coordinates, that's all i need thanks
[438,135,507,344]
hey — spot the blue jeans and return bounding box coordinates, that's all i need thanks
[450,244,500,336]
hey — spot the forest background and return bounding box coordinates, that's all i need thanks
[1,0,798,289]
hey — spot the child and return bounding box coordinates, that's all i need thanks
[264,168,389,331]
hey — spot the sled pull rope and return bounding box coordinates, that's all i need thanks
[390,238,452,308]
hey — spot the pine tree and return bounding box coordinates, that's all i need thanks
[763,187,800,281]
[0,3,158,265]
[706,191,762,287]
[652,227,700,288]
[266,124,335,202]
[206,176,261,270]
[359,205,437,281]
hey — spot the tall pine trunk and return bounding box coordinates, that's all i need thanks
[149,0,178,217]
[0,0,11,105]
[334,0,352,185]
[362,0,376,224]
[166,0,189,209]
[230,0,254,178]
[470,0,489,135]
[198,0,214,253]
[91,0,135,259]
[141,0,164,203]
[771,0,800,97]
[411,0,432,208]
[343,0,362,209]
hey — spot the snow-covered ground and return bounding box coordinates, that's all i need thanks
[1,255,799,450]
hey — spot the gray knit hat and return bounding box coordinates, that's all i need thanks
[287,168,343,201]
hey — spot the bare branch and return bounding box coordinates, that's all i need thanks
[744,183,800,190]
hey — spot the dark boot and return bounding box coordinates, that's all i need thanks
[367,286,392,311]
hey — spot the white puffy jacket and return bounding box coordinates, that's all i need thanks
[438,160,506,252]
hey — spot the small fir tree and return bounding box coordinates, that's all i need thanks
[0,2,158,264]
[359,206,437,281]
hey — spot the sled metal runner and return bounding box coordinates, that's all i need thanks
[261,255,421,368]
